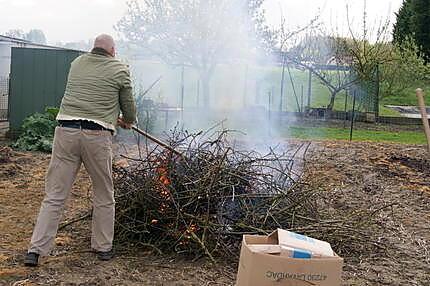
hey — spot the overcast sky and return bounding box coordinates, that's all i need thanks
[0,0,403,44]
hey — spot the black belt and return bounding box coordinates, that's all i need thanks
[58,120,112,133]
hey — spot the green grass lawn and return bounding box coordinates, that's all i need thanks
[287,126,427,145]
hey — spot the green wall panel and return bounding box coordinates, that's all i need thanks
[9,47,82,131]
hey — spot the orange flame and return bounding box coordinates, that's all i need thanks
[156,160,171,187]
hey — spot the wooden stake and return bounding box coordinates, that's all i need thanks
[416,88,430,152]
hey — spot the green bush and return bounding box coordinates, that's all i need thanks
[380,38,430,104]
[13,107,59,152]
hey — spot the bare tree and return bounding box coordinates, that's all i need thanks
[286,33,355,111]
[345,1,392,83]
[276,11,321,112]
[5,29,26,39]
[116,0,274,107]
[5,29,47,44]
[25,29,47,45]
[284,0,393,112]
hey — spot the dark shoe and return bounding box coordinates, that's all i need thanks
[24,252,39,267]
[96,249,114,261]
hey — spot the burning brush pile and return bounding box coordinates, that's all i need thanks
[113,129,383,261]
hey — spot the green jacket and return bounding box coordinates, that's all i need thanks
[57,51,136,126]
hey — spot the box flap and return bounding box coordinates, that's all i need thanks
[248,244,282,254]
[267,229,280,244]
[243,235,270,245]
[272,229,335,257]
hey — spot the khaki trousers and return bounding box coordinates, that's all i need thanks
[28,126,114,255]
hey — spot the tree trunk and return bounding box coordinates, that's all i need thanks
[327,91,337,111]
[280,55,286,112]
[200,71,211,108]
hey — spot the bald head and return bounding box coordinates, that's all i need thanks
[93,34,115,57]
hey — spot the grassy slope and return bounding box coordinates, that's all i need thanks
[381,85,430,106]
[287,126,427,145]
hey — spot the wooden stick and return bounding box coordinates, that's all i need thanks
[132,126,185,159]
[59,212,91,230]
[416,88,430,152]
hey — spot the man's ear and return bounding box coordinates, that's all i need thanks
[111,47,116,57]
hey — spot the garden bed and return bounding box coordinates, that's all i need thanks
[0,140,429,285]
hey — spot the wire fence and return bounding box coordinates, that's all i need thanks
[0,76,9,121]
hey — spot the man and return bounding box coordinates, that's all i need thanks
[24,34,136,266]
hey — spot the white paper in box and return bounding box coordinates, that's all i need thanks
[269,228,335,257]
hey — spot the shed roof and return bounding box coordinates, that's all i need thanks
[0,35,84,52]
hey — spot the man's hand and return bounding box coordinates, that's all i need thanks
[117,117,133,129]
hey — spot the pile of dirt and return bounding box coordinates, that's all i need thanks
[0,146,33,178]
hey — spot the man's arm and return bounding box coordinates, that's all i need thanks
[119,68,137,125]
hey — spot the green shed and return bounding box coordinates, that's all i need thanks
[9,47,83,132]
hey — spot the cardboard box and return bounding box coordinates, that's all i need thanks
[236,230,343,286]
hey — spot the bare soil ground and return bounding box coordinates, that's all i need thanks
[0,141,429,286]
